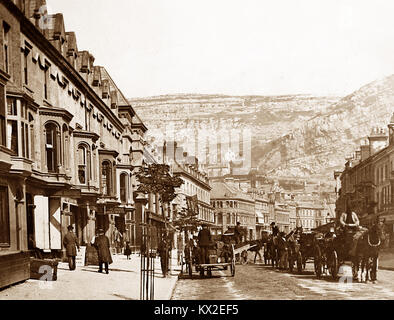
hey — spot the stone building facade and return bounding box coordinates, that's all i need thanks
[0,0,152,287]
[210,180,256,240]
[337,115,394,245]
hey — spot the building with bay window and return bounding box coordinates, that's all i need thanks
[337,116,394,247]
[0,0,151,288]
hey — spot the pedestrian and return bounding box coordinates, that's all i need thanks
[234,222,242,244]
[114,227,123,254]
[177,234,184,266]
[124,241,132,260]
[158,235,169,277]
[198,224,212,264]
[63,225,80,271]
[94,229,113,274]
[270,222,279,237]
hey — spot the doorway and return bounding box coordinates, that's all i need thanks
[26,193,35,250]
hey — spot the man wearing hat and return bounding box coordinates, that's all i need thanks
[94,229,113,274]
[270,222,279,237]
[197,224,212,264]
[234,222,242,244]
[63,225,80,271]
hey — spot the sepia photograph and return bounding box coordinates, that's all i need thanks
[0,0,394,306]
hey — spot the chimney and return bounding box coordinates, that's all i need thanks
[162,140,167,164]
[368,127,388,156]
[360,138,370,162]
[388,112,394,145]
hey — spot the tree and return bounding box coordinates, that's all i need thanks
[136,163,184,214]
[136,164,184,274]
[172,204,201,234]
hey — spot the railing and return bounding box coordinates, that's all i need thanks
[140,222,155,300]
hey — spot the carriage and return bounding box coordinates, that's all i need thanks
[288,231,322,275]
[319,227,358,280]
[183,233,236,279]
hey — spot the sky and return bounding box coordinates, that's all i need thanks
[46,0,394,98]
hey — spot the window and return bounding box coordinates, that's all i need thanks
[62,125,70,170]
[44,68,48,99]
[23,49,29,85]
[85,108,91,131]
[45,123,59,172]
[78,145,87,184]
[7,97,17,115]
[28,113,34,160]
[0,186,10,246]
[21,122,25,158]
[3,22,10,74]
[0,85,6,146]
[101,161,112,196]
[120,173,127,203]
[7,120,18,154]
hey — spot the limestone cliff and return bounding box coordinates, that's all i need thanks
[129,74,394,181]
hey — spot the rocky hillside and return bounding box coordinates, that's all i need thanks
[257,74,394,178]
[129,94,339,165]
[129,74,394,181]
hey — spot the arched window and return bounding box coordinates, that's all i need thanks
[45,123,59,173]
[78,145,87,184]
[29,113,34,160]
[120,173,128,203]
[62,124,69,170]
[101,160,112,196]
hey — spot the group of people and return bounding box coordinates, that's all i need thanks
[268,198,384,259]
[63,225,113,274]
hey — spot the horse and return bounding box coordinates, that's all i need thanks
[286,228,302,272]
[248,239,264,263]
[277,233,289,270]
[352,221,386,283]
[266,234,279,268]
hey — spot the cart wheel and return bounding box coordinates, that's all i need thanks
[230,259,235,277]
[296,252,303,274]
[330,250,338,280]
[241,250,248,265]
[314,247,323,279]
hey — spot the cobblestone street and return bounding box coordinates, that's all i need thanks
[172,262,394,300]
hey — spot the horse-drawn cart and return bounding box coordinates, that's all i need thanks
[183,235,236,279]
[288,231,322,275]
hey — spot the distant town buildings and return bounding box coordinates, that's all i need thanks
[210,180,257,239]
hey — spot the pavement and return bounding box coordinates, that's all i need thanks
[0,252,181,300]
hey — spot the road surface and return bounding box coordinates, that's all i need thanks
[172,262,394,300]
